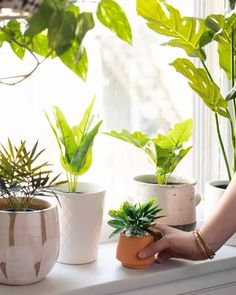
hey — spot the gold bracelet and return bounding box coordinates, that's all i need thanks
[193,230,215,259]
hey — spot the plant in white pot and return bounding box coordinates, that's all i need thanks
[136,0,236,243]
[45,97,105,264]
[105,119,200,231]
[0,139,63,285]
[108,198,163,269]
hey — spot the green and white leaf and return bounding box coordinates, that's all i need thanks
[97,0,132,45]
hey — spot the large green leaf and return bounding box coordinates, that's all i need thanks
[25,0,55,38]
[74,97,96,145]
[70,121,102,173]
[48,10,76,50]
[53,106,77,164]
[104,129,149,148]
[136,0,207,60]
[97,0,132,45]
[205,14,236,80]
[76,12,95,44]
[29,34,54,58]
[59,41,88,81]
[153,119,193,149]
[171,58,228,117]
[6,20,25,59]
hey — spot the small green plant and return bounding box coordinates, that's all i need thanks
[45,97,102,193]
[0,139,63,211]
[105,119,193,184]
[108,198,163,238]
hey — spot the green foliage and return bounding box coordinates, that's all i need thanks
[0,0,132,84]
[0,140,64,211]
[108,198,163,238]
[45,97,102,193]
[105,119,193,184]
[137,0,236,180]
[136,0,208,60]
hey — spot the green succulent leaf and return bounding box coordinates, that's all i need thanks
[108,198,162,238]
[97,0,132,45]
[105,130,149,148]
[136,0,207,60]
[171,58,228,117]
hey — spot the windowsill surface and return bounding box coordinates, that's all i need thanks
[1,243,236,295]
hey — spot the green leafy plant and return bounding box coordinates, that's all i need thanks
[105,119,193,184]
[0,0,132,85]
[137,0,236,181]
[0,139,64,211]
[45,97,102,193]
[108,198,163,238]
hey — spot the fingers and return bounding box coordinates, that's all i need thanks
[138,236,170,259]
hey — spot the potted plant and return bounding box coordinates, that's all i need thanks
[45,97,105,264]
[0,139,63,285]
[105,119,200,231]
[0,0,132,85]
[136,0,236,242]
[108,198,163,269]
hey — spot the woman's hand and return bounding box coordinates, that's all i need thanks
[138,225,207,263]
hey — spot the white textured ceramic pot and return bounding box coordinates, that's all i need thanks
[0,0,42,13]
[204,180,236,246]
[133,175,201,231]
[0,198,59,286]
[57,182,106,264]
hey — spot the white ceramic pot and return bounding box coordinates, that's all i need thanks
[133,175,201,231]
[204,180,229,219]
[0,0,42,13]
[204,180,236,246]
[0,198,59,285]
[57,182,105,264]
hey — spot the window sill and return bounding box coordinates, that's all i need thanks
[1,242,236,295]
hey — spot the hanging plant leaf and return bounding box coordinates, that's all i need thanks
[171,58,228,118]
[137,0,208,60]
[59,41,88,81]
[97,0,132,45]
[76,12,95,43]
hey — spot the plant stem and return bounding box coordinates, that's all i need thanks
[215,113,232,180]
[231,28,236,172]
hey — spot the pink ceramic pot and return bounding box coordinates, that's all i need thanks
[0,198,59,285]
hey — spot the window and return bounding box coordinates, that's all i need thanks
[0,0,221,217]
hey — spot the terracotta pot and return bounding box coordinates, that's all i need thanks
[0,198,59,285]
[57,182,106,264]
[116,234,155,269]
[133,175,201,231]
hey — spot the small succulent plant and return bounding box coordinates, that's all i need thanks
[108,198,163,238]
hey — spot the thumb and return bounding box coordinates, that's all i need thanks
[138,236,170,259]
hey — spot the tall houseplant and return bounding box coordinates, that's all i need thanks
[45,97,105,264]
[0,139,61,285]
[0,0,132,84]
[106,119,201,231]
[136,0,236,242]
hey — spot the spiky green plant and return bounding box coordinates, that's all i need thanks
[0,139,64,211]
[108,199,163,238]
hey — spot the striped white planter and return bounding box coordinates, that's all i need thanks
[0,198,59,285]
